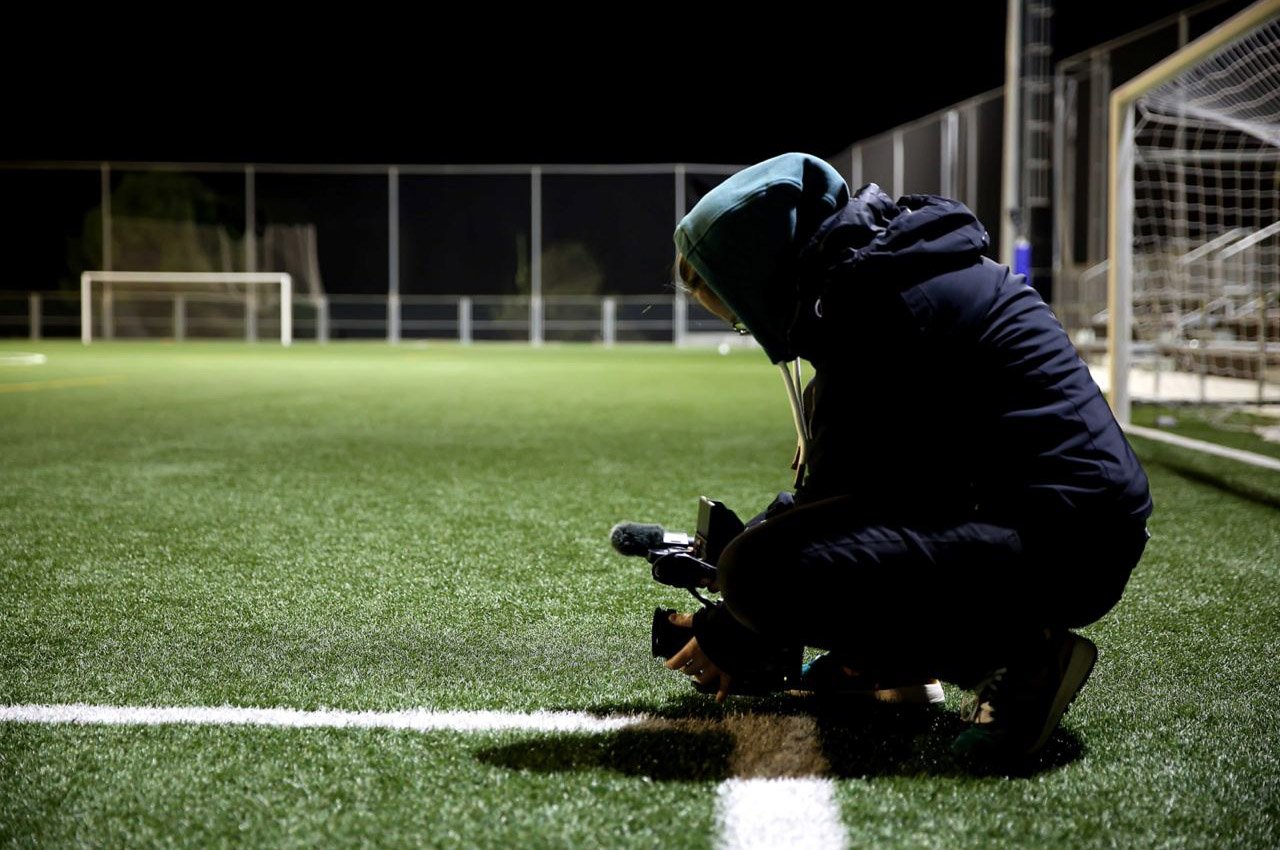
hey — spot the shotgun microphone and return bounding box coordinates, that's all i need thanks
[609,522,692,557]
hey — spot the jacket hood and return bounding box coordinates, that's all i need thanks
[782,184,989,362]
[674,153,849,363]
[799,183,990,280]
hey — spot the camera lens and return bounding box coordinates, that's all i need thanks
[651,607,693,659]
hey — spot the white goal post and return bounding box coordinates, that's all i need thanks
[1107,0,1280,425]
[80,271,293,346]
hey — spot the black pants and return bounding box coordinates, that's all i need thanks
[717,495,1149,685]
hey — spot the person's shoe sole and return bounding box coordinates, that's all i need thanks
[870,680,946,704]
[1029,632,1098,754]
[786,679,945,704]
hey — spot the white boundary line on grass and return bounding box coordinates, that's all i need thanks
[0,352,47,366]
[1125,423,1280,472]
[0,703,644,733]
[1,703,847,850]
[717,778,846,850]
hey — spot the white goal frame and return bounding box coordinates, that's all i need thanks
[1107,0,1280,424]
[80,271,293,346]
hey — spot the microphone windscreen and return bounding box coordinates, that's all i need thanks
[609,522,666,556]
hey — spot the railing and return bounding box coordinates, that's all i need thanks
[0,291,748,349]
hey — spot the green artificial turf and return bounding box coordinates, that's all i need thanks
[1128,404,1280,508]
[1130,405,1280,462]
[1,341,1277,849]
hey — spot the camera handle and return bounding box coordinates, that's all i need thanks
[649,550,718,607]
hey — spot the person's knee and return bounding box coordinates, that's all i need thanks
[717,531,789,636]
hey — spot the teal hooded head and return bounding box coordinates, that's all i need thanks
[674,153,849,363]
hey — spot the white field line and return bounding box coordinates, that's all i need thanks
[716,714,847,850]
[716,778,847,850]
[1,703,848,849]
[1125,423,1280,472]
[0,703,646,734]
[0,352,47,366]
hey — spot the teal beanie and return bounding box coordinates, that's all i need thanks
[674,153,849,362]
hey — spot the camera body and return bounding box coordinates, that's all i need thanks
[645,496,743,594]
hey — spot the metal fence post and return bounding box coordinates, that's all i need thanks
[673,293,687,347]
[459,296,472,345]
[245,288,258,342]
[28,293,41,341]
[892,129,905,199]
[1256,255,1267,407]
[602,296,616,347]
[245,164,257,273]
[101,163,112,272]
[103,282,114,340]
[388,166,400,344]
[80,273,91,344]
[530,167,543,346]
[942,110,959,198]
[673,164,688,350]
[316,296,330,344]
[279,274,293,346]
[174,293,186,341]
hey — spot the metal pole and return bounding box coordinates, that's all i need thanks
[965,104,979,212]
[245,165,257,273]
[174,293,185,341]
[103,282,114,341]
[673,293,687,347]
[101,163,112,272]
[1052,70,1068,302]
[459,296,472,345]
[942,110,959,198]
[602,296,616,347]
[1088,54,1111,264]
[1001,0,1022,266]
[245,287,258,342]
[317,296,330,344]
[1107,103,1136,424]
[80,273,91,344]
[674,164,687,223]
[28,293,41,341]
[1198,349,1208,405]
[673,164,687,348]
[280,274,292,346]
[851,146,863,189]
[388,166,400,344]
[892,130,904,198]
[1258,261,1267,406]
[1153,340,1162,398]
[530,167,543,346]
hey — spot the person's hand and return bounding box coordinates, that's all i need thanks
[663,612,733,702]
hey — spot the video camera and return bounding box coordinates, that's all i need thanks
[610,497,800,694]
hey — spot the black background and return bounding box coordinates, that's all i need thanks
[4,1,1236,166]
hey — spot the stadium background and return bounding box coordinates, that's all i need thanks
[2,3,1278,849]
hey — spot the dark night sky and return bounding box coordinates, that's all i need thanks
[6,1,1242,166]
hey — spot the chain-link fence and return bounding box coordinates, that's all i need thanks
[0,163,755,344]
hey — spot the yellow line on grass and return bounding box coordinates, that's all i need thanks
[0,375,127,394]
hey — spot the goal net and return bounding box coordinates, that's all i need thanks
[80,272,293,345]
[1109,3,1280,428]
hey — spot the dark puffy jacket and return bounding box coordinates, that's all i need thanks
[789,186,1152,534]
